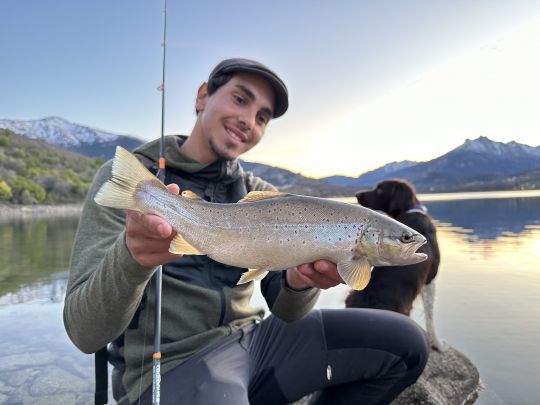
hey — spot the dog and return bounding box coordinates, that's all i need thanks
[347,179,443,350]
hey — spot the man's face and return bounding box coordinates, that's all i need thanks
[197,72,275,161]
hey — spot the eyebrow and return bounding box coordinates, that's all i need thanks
[235,84,273,118]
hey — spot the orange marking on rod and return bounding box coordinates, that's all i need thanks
[159,157,166,169]
[153,352,162,359]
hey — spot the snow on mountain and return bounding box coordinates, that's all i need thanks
[456,136,540,158]
[0,116,131,148]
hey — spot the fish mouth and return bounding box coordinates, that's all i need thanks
[405,238,428,263]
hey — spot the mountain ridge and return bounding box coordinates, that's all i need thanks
[1,117,539,195]
[0,116,143,159]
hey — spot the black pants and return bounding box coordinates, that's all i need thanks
[139,309,429,405]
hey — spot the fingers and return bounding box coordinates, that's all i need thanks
[295,260,342,290]
[126,210,173,239]
[125,184,182,267]
[166,183,180,195]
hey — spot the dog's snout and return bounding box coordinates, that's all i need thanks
[355,190,368,205]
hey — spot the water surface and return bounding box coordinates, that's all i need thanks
[1,193,539,404]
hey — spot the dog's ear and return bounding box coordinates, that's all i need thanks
[388,180,417,218]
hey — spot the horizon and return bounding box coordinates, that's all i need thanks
[2,117,535,180]
[2,1,540,177]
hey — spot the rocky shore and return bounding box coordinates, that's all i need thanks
[291,343,480,405]
[0,204,82,221]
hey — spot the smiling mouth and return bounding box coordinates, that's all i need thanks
[226,127,246,143]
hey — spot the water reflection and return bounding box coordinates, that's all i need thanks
[425,197,540,240]
[1,195,539,404]
[0,216,78,301]
[0,272,67,306]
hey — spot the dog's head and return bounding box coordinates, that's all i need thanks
[355,179,419,219]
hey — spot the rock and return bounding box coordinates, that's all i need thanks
[392,344,480,405]
[20,392,78,405]
[28,367,88,396]
[290,344,479,405]
[7,369,39,387]
[0,352,57,372]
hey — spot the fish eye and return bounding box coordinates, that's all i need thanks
[400,232,414,243]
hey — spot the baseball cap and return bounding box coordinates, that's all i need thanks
[208,58,289,118]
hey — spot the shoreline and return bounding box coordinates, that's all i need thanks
[0,204,83,221]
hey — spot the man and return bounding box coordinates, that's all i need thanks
[64,58,428,405]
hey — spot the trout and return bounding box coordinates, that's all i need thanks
[95,147,427,290]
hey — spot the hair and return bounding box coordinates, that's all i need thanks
[195,72,234,115]
[207,72,233,95]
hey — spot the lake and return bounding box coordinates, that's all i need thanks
[1,192,539,404]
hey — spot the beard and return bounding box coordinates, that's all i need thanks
[208,135,240,161]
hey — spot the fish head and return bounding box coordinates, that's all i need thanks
[356,214,427,266]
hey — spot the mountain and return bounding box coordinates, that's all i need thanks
[384,136,540,192]
[322,161,419,188]
[0,117,143,159]
[2,116,539,195]
[322,137,540,192]
[0,129,103,204]
[240,161,357,197]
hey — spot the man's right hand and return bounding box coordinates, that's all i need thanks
[125,183,183,268]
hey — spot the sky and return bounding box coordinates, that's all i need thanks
[1,0,540,178]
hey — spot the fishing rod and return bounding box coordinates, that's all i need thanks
[152,0,168,403]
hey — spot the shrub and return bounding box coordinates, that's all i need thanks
[10,176,46,204]
[0,180,12,201]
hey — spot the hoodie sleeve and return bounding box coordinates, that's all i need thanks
[63,161,156,354]
[244,171,321,322]
[244,171,278,192]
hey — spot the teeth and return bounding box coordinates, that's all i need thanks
[226,128,242,142]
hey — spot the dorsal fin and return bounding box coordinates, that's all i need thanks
[238,191,288,203]
[181,190,202,200]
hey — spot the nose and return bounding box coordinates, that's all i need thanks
[238,109,255,130]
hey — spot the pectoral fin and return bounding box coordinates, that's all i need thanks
[337,257,372,291]
[169,234,204,255]
[237,269,269,284]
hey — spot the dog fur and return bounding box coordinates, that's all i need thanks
[347,179,443,349]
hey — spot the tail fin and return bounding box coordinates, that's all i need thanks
[94,146,167,211]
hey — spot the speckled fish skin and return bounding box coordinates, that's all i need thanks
[94,147,428,290]
[140,186,426,270]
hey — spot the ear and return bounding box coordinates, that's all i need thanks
[388,182,415,218]
[195,82,208,114]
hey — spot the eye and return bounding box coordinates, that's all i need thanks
[257,113,269,126]
[400,232,414,243]
[233,94,245,104]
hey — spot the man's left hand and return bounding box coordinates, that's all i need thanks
[286,260,342,290]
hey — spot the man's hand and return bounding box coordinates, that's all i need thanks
[125,183,183,268]
[286,260,342,290]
